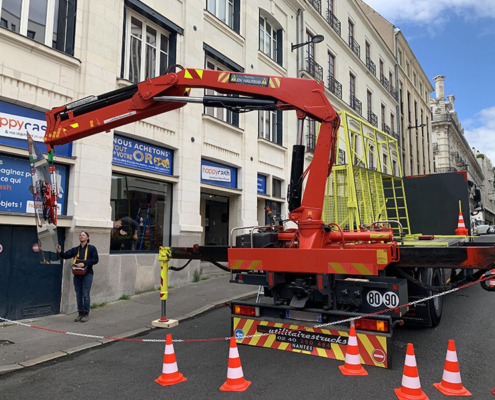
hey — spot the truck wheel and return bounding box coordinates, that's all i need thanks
[422,268,443,327]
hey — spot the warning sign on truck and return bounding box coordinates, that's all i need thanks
[229,74,269,87]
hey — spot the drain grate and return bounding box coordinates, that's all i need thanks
[22,305,52,317]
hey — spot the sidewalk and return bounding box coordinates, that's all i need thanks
[0,275,257,375]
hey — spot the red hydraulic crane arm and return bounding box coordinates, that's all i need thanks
[44,68,340,228]
[45,68,338,148]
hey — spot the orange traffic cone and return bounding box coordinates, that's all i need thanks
[339,326,368,376]
[455,212,469,236]
[489,269,495,288]
[220,336,251,392]
[433,340,471,396]
[155,334,187,387]
[394,343,429,400]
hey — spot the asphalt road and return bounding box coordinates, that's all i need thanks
[1,278,494,400]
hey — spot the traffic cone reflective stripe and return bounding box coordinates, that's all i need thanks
[433,340,471,396]
[155,334,187,387]
[489,269,495,288]
[220,336,251,392]
[455,212,469,236]
[394,343,428,400]
[339,326,368,376]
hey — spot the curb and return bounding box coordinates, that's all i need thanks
[0,290,258,376]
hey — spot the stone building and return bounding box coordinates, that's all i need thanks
[0,0,421,318]
[357,0,435,176]
[430,75,493,223]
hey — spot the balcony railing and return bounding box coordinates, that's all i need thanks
[435,167,458,173]
[382,123,391,135]
[389,85,398,100]
[308,0,321,14]
[380,74,389,91]
[392,132,399,140]
[366,57,376,76]
[433,142,439,153]
[327,75,342,99]
[326,10,341,36]
[306,132,317,153]
[349,95,362,115]
[367,111,378,127]
[304,57,323,82]
[348,36,360,58]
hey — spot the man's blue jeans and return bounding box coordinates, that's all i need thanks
[73,274,93,313]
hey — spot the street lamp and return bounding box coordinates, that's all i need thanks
[291,34,324,52]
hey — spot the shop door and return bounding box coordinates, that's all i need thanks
[204,195,229,246]
[0,226,64,320]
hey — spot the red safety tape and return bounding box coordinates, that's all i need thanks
[1,273,494,343]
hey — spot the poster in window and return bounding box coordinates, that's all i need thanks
[113,134,173,175]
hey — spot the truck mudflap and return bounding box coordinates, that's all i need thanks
[231,315,392,369]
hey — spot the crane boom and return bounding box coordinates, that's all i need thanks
[44,68,341,233]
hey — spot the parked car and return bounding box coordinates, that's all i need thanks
[474,224,491,235]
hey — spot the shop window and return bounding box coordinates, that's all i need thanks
[206,0,240,33]
[1,0,76,55]
[259,13,283,66]
[124,12,169,83]
[110,174,172,252]
[258,110,282,145]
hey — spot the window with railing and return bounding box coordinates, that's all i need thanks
[328,75,342,99]
[368,111,378,127]
[366,57,376,76]
[308,0,322,14]
[380,74,389,91]
[326,5,341,36]
[348,19,360,58]
[305,56,323,81]
[327,52,342,98]
[349,74,361,115]
[306,118,317,153]
[350,95,362,115]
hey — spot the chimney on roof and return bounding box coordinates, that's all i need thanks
[433,75,446,100]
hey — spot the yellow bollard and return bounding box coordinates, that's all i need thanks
[152,246,178,328]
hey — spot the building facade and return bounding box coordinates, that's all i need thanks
[430,75,494,224]
[357,0,435,176]
[0,0,417,318]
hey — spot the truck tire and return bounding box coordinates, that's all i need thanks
[422,268,443,327]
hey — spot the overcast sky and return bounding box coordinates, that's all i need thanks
[364,0,495,163]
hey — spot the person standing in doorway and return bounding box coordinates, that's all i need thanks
[57,231,99,322]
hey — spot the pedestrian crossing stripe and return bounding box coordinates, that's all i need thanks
[233,317,388,368]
